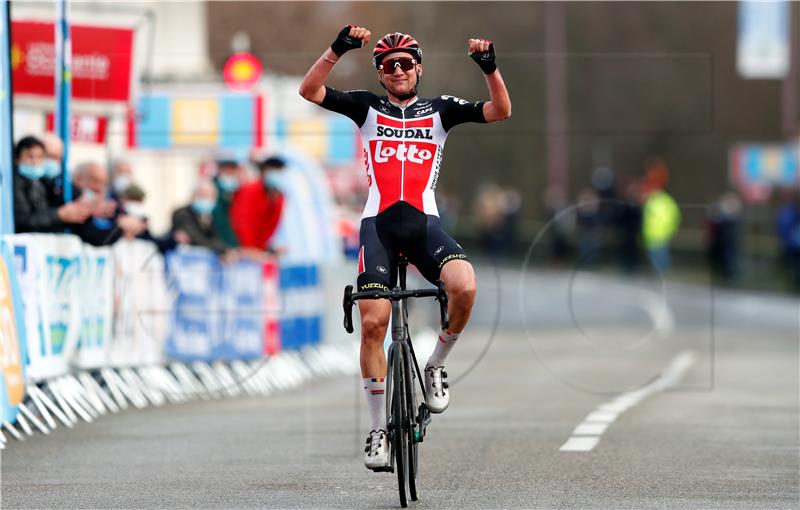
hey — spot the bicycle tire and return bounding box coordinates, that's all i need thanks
[404,341,419,502]
[392,346,408,508]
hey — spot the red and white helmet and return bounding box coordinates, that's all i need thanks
[372,32,423,69]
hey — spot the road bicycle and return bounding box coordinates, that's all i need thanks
[344,254,449,507]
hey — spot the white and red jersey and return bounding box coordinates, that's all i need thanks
[320,87,486,219]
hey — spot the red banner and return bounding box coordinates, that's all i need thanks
[11,21,134,102]
[45,112,108,144]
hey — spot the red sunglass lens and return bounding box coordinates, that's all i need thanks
[381,57,416,72]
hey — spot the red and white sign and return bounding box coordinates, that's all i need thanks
[11,21,134,102]
[223,52,263,92]
[46,112,108,144]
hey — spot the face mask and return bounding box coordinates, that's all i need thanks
[81,189,97,202]
[43,159,61,179]
[124,202,147,219]
[217,175,240,192]
[192,199,216,215]
[264,172,284,190]
[113,175,131,193]
[18,164,46,180]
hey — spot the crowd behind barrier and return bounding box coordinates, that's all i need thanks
[0,233,353,439]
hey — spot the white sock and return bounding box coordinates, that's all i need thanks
[363,377,386,431]
[426,330,460,368]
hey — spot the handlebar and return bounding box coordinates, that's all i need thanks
[343,281,449,334]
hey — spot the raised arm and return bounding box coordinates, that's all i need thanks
[468,39,512,122]
[299,25,371,104]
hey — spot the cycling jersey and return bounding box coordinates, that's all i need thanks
[320,87,486,219]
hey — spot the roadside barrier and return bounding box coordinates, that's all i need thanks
[0,234,358,446]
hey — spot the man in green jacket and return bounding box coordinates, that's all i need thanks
[211,154,242,249]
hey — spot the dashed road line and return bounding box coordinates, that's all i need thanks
[559,350,697,452]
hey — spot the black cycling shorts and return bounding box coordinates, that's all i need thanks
[356,201,468,291]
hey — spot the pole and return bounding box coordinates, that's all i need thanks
[782,0,798,138]
[0,0,14,235]
[55,0,71,206]
[544,2,569,195]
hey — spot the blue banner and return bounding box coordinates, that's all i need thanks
[1,241,28,425]
[279,264,322,350]
[165,247,219,362]
[166,247,325,360]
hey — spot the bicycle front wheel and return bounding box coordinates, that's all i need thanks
[390,345,409,508]
[404,342,419,502]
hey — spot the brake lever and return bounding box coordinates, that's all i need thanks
[343,285,354,334]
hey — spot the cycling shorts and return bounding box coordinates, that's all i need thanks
[356,201,468,291]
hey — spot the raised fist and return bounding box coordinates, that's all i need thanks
[331,25,372,57]
[468,38,496,75]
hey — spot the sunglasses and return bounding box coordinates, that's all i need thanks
[380,57,417,73]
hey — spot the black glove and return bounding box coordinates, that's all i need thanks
[330,25,364,57]
[469,42,497,75]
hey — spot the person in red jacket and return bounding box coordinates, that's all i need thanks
[230,156,286,257]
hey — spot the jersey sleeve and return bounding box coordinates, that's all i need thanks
[319,87,374,127]
[436,95,487,132]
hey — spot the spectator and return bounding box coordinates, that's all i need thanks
[172,180,229,254]
[617,180,643,274]
[641,158,681,273]
[41,132,63,175]
[71,161,145,246]
[707,191,742,285]
[474,182,505,256]
[230,156,286,256]
[776,191,800,290]
[41,132,65,204]
[13,135,91,233]
[121,184,178,254]
[575,188,601,267]
[110,159,134,200]
[543,185,573,265]
[211,154,242,249]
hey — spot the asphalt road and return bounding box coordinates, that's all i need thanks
[2,267,798,509]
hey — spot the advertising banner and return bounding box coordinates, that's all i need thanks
[737,0,791,79]
[165,246,219,362]
[279,264,323,350]
[5,234,82,381]
[72,245,113,370]
[216,259,264,360]
[11,21,134,102]
[110,239,170,367]
[0,241,27,424]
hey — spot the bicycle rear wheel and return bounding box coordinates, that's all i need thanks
[390,346,408,508]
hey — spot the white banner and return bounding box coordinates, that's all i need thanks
[737,0,791,79]
[72,245,114,370]
[110,239,170,367]
[4,234,82,381]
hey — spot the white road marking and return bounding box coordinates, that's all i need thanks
[560,436,600,452]
[559,350,697,452]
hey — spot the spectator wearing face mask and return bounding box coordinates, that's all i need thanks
[70,161,146,246]
[110,159,135,201]
[211,154,242,249]
[120,184,178,254]
[230,156,286,257]
[172,180,229,254]
[42,133,64,182]
[13,135,92,233]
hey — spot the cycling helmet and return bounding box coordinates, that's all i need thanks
[373,32,423,69]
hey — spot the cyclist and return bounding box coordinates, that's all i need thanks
[300,25,511,470]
